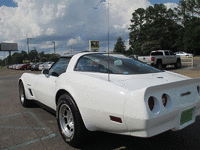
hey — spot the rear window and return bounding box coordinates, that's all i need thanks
[151,52,163,56]
[74,53,162,75]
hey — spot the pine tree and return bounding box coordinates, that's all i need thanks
[113,37,126,54]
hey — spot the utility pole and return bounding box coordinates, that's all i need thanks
[33,47,37,63]
[71,45,73,54]
[52,41,55,54]
[27,38,34,54]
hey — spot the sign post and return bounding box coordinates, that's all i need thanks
[0,42,18,65]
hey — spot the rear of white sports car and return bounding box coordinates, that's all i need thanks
[18,52,200,147]
[123,78,200,137]
[69,53,200,138]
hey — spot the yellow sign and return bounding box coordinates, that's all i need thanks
[89,40,99,52]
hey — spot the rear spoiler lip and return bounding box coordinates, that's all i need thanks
[145,78,200,95]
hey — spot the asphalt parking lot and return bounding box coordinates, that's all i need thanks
[1,58,200,150]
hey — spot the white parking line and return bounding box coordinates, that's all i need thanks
[0,111,56,150]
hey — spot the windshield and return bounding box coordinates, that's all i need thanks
[75,53,162,75]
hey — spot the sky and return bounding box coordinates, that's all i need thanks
[0,0,179,60]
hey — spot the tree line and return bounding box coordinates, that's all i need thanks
[0,50,60,66]
[114,0,200,56]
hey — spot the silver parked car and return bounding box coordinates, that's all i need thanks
[175,51,193,57]
[39,62,54,70]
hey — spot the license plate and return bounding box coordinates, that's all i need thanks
[180,108,194,126]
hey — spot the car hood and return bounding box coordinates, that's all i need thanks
[83,71,191,91]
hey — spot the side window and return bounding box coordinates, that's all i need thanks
[49,57,71,77]
[169,51,174,55]
[165,51,169,55]
[75,56,108,73]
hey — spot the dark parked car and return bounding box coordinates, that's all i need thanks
[31,62,43,71]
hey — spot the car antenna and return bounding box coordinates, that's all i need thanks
[107,2,110,82]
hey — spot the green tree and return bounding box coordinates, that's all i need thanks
[173,0,200,54]
[183,17,200,55]
[141,41,161,55]
[129,4,180,55]
[187,0,196,17]
[113,37,126,54]
[0,59,2,67]
[174,0,189,26]
[49,54,60,61]
[38,51,46,62]
[29,50,38,62]
[12,52,23,64]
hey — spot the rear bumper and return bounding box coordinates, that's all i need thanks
[125,102,200,137]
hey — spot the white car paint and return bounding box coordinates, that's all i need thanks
[19,52,200,138]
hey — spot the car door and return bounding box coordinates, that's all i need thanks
[34,75,57,109]
[169,51,177,63]
[163,51,170,64]
[34,57,72,109]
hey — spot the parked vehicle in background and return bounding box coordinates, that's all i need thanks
[31,62,43,71]
[18,64,29,70]
[43,61,54,70]
[16,64,23,70]
[12,64,17,69]
[175,51,193,57]
[8,65,13,69]
[39,62,54,71]
[27,63,32,70]
[129,55,138,60]
[138,50,181,70]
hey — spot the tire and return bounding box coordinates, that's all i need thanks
[19,81,30,107]
[175,60,181,68]
[162,65,167,69]
[56,94,87,147]
[156,61,163,70]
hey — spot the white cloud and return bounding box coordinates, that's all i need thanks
[164,2,178,9]
[0,0,154,58]
[67,36,82,46]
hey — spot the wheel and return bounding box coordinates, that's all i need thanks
[57,94,87,147]
[156,62,163,70]
[19,81,30,107]
[175,60,181,68]
[162,65,167,69]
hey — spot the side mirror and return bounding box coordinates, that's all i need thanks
[43,69,49,75]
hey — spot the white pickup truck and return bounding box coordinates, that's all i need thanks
[138,50,181,70]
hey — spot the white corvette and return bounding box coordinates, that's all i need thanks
[18,52,200,147]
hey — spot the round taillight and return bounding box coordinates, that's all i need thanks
[148,97,154,111]
[162,94,167,107]
[197,86,200,93]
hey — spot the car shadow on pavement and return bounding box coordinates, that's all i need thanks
[80,116,200,150]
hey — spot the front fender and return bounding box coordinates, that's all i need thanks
[18,73,42,100]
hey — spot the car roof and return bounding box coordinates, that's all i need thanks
[61,51,125,57]
[151,50,171,52]
[61,52,118,58]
